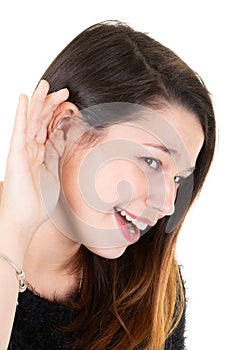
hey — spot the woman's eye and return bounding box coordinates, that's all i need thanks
[142,157,161,170]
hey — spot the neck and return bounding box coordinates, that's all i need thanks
[23,219,81,277]
[23,220,81,300]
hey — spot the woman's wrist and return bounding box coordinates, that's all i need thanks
[0,214,32,267]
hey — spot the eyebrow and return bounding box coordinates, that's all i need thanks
[142,142,177,155]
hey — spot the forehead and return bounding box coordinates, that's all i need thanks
[101,104,204,169]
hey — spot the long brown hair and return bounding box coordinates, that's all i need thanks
[41,21,216,350]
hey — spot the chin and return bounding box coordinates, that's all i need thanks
[85,245,128,259]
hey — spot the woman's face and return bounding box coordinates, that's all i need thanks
[52,103,204,259]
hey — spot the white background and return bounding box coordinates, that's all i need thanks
[0,1,232,349]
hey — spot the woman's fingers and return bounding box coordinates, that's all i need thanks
[1,80,71,232]
[27,80,69,145]
[8,94,28,156]
[26,80,50,140]
[40,88,70,119]
[9,80,70,156]
[34,88,69,144]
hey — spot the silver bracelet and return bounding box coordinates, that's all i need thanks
[0,252,27,292]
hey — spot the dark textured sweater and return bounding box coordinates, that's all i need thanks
[8,286,186,350]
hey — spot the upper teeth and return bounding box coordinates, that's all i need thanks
[118,209,147,231]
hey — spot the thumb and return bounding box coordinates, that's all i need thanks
[44,129,65,178]
[38,130,65,217]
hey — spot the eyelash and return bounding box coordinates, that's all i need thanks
[142,157,161,170]
[140,157,185,184]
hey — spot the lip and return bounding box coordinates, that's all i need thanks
[113,209,140,244]
[115,206,154,227]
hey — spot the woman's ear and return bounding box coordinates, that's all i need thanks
[48,101,79,133]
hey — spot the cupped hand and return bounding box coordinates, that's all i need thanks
[0,80,69,237]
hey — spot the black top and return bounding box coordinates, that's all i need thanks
[8,286,186,350]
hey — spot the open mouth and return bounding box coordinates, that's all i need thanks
[113,207,140,244]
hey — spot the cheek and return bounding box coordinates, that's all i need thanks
[60,166,79,205]
[95,159,149,203]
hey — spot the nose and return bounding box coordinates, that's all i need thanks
[145,175,176,217]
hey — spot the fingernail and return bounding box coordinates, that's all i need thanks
[58,88,69,96]
[38,79,49,89]
[40,79,48,84]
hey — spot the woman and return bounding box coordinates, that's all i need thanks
[0,21,215,349]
